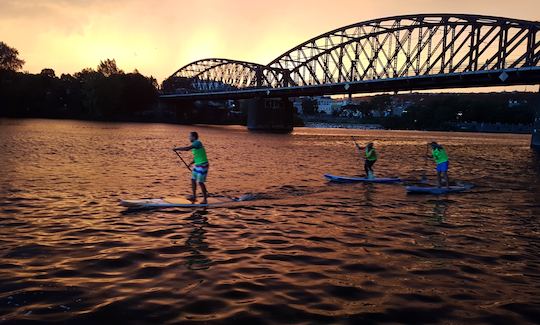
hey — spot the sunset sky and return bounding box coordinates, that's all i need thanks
[1,0,539,82]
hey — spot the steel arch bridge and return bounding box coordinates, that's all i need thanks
[162,14,540,99]
[163,58,289,93]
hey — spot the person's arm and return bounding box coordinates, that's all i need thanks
[431,149,439,161]
[173,145,193,151]
[366,148,375,160]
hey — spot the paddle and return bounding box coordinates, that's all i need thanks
[173,149,192,172]
[351,136,364,155]
[420,143,430,182]
[351,136,365,172]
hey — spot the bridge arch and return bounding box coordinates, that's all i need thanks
[268,14,540,86]
[164,14,539,93]
[164,58,289,93]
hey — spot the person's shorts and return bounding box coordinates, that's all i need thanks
[192,163,209,183]
[365,159,376,167]
[436,161,449,173]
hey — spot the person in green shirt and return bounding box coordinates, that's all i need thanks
[173,131,209,204]
[430,141,449,189]
[364,142,378,179]
[356,142,377,179]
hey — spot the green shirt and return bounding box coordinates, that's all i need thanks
[365,148,377,161]
[191,140,208,165]
[432,147,448,164]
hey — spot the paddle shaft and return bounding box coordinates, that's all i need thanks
[421,143,430,181]
[174,150,192,172]
[351,136,364,154]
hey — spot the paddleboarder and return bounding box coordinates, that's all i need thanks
[364,142,378,179]
[353,139,377,179]
[430,141,450,189]
[173,132,209,204]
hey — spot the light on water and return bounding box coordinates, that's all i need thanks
[0,119,539,323]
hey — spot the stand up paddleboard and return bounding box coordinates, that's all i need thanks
[120,197,234,209]
[406,184,473,194]
[324,174,401,183]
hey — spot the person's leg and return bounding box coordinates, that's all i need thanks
[370,160,376,178]
[199,182,208,204]
[437,171,442,188]
[191,178,197,201]
[443,171,450,188]
[364,160,369,177]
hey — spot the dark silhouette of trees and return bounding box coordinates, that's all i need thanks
[0,47,158,121]
[97,59,123,77]
[0,42,25,71]
[40,68,56,78]
[301,98,318,115]
[380,93,536,130]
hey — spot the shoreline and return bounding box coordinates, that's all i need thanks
[0,116,533,135]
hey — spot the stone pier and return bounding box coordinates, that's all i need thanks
[242,97,294,133]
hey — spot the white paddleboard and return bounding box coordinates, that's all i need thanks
[120,197,233,208]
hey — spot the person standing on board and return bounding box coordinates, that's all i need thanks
[430,141,450,189]
[354,141,377,179]
[364,142,378,179]
[173,132,209,204]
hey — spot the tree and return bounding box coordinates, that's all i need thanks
[370,94,392,112]
[301,98,318,115]
[0,41,25,71]
[40,68,56,78]
[97,58,123,77]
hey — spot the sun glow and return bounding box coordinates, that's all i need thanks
[0,0,538,82]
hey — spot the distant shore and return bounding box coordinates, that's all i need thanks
[299,115,532,134]
[303,121,384,130]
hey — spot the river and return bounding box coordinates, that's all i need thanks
[1,118,539,324]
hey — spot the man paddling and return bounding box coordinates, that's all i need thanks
[354,140,377,179]
[173,132,209,204]
[430,141,450,189]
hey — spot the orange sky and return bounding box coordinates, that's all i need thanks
[1,0,539,83]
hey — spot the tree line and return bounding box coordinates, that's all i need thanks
[381,93,538,130]
[300,92,538,130]
[0,42,158,121]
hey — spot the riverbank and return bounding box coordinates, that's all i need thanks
[300,115,532,134]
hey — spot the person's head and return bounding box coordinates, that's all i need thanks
[430,141,440,149]
[189,131,199,142]
[367,142,374,149]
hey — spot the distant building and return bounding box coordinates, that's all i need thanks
[292,96,335,115]
[315,96,334,114]
[292,97,304,114]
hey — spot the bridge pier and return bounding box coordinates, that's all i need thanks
[243,97,294,133]
[532,105,540,150]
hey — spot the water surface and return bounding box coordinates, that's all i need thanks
[0,119,539,324]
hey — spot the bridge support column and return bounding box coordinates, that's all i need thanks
[532,105,540,150]
[243,97,294,133]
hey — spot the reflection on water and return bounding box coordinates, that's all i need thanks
[431,200,450,223]
[185,211,211,271]
[0,118,539,324]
